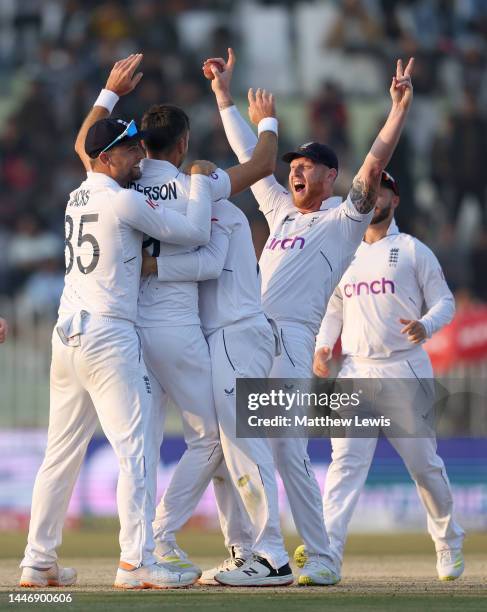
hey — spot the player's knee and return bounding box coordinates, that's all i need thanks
[119,455,146,480]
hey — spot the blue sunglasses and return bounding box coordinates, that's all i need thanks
[100,120,139,154]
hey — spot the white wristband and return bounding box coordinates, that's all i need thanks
[94,89,119,112]
[258,117,278,136]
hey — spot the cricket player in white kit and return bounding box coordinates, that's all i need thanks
[20,94,217,589]
[202,49,416,585]
[75,56,292,586]
[313,171,465,581]
[147,193,294,586]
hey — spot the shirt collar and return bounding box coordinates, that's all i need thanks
[85,171,122,190]
[140,158,179,177]
[387,218,400,235]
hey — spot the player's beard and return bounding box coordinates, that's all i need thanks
[370,203,392,225]
[291,181,323,211]
[130,165,142,181]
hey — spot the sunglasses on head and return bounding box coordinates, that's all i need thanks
[100,120,138,154]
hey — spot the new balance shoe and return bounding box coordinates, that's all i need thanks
[214,555,293,587]
[20,564,77,588]
[154,542,201,579]
[114,561,196,589]
[199,550,249,585]
[298,557,340,586]
[436,549,464,581]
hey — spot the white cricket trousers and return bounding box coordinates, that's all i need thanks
[210,314,288,569]
[324,348,465,566]
[21,313,157,569]
[137,325,223,544]
[269,322,333,560]
[213,321,333,562]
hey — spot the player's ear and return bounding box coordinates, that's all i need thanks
[327,167,338,184]
[98,151,111,167]
[392,194,400,209]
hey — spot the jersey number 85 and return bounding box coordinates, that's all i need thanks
[65,213,100,275]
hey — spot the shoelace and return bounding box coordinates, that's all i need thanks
[220,556,246,571]
[170,545,189,560]
[438,550,455,565]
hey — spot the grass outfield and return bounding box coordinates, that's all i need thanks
[1,528,486,611]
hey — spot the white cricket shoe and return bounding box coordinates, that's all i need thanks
[154,542,201,579]
[214,555,293,587]
[298,557,340,586]
[20,564,77,588]
[114,562,196,589]
[436,549,464,581]
[199,551,249,585]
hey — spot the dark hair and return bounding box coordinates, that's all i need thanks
[141,104,190,154]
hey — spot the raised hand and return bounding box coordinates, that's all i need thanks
[202,47,236,107]
[390,57,414,111]
[313,347,331,378]
[248,88,276,126]
[105,53,144,97]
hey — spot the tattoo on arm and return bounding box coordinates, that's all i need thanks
[349,176,377,214]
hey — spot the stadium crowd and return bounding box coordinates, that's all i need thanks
[1,0,487,316]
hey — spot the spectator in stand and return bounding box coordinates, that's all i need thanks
[308,81,348,163]
[327,0,383,54]
[8,213,63,294]
[471,230,487,302]
[449,90,487,226]
[0,318,7,343]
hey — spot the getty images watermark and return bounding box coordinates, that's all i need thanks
[234,377,464,438]
[246,388,391,429]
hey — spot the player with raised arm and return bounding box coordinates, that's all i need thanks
[20,92,215,589]
[312,171,465,581]
[203,48,414,585]
[75,55,292,586]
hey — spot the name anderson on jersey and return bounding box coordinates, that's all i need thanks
[128,181,178,201]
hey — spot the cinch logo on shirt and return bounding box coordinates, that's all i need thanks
[264,236,305,251]
[343,277,395,297]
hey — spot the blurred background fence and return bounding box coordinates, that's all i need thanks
[1,0,486,534]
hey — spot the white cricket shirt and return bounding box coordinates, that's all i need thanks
[316,223,455,358]
[133,158,231,327]
[155,200,264,336]
[58,171,212,324]
[220,105,373,336]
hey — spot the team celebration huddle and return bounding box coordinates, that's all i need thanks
[18,48,464,591]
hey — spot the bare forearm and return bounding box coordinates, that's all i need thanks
[226,131,277,196]
[367,104,409,170]
[215,89,234,111]
[350,105,409,214]
[74,106,110,171]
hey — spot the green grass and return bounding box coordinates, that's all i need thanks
[1,592,486,612]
